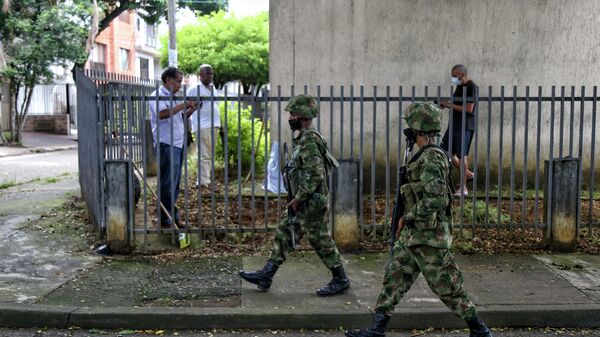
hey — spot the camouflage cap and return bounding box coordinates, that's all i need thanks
[284,95,318,119]
[403,101,442,133]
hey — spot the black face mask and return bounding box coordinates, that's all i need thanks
[289,119,302,131]
[403,128,417,152]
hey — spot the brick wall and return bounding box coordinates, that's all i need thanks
[23,114,70,135]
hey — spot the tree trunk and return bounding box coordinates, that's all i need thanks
[13,85,34,144]
[9,81,17,144]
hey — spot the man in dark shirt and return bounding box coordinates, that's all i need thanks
[439,64,477,196]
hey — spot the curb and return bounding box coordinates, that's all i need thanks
[1,304,600,329]
[0,145,77,159]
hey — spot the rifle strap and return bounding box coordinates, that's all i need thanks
[304,129,339,176]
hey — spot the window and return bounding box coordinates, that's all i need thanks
[139,58,149,79]
[146,24,157,47]
[120,48,129,70]
[90,43,106,72]
[92,43,106,63]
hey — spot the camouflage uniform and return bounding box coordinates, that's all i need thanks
[240,95,349,297]
[269,102,341,269]
[375,149,476,320]
[346,103,492,336]
[371,102,477,320]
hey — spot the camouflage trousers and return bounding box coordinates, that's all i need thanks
[269,193,342,269]
[375,242,477,320]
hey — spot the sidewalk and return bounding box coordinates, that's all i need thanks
[1,251,599,330]
[0,131,77,158]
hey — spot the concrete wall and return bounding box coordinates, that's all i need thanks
[269,0,600,189]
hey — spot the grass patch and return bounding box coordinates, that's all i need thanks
[45,177,59,184]
[0,179,17,189]
[453,200,510,225]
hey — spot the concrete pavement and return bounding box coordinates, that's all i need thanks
[0,252,599,330]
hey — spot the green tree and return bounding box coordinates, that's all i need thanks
[0,0,90,144]
[162,11,269,92]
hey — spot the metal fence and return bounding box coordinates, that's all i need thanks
[76,71,103,230]
[17,84,75,115]
[77,71,600,245]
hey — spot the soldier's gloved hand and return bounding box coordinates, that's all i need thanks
[287,198,300,213]
[396,217,405,240]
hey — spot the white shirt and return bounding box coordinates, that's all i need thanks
[149,86,185,148]
[186,83,221,132]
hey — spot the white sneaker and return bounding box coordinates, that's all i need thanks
[454,189,469,197]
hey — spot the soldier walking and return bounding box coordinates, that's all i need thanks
[239,95,350,296]
[345,102,492,337]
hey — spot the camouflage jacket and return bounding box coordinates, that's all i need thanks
[399,146,453,249]
[289,127,329,202]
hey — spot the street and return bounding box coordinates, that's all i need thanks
[0,149,78,184]
[1,328,600,337]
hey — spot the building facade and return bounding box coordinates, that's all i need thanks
[86,10,163,80]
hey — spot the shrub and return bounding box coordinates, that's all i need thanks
[216,102,269,176]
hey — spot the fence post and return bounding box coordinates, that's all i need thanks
[543,158,580,252]
[332,159,360,251]
[145,118,157,177]
[105,160,134,253]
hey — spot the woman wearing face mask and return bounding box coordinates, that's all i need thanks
[439,64,477,197]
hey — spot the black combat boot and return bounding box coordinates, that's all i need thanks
[316,265,350,296]
[345,311,391,337]
[239,260,278,291]
[466,315,493,337]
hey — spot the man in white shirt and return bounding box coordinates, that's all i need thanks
[186,64,222,191]
[149,67,197,227]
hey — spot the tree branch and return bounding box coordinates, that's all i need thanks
[98,1,133,34]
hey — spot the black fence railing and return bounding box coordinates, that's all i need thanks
[76,71,600,246]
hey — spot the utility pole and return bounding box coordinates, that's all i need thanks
[167,0,177,67]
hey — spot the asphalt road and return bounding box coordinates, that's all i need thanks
[1,328,599,337]
[0,149,78,184]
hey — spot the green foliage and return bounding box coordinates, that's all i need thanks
[163,11,269,91]
[0,1,91,86]
[216,102,269,174]
[0,0,91,143]
[453,200,510,225]
[184,102,269,178]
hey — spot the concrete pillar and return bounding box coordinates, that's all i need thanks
[105,160,134,254]
[145,119,157,177]
[332,159,360,252]
[544,158,580,252]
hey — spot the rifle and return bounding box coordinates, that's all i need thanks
[282,142,297,249]
[389,129,416,250]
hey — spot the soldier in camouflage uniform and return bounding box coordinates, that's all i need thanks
[239,94,350,296]
[345,102,492,337]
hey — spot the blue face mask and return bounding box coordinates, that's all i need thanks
[451,76,461,85]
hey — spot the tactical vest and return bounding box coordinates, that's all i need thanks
[400,145,454,229]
